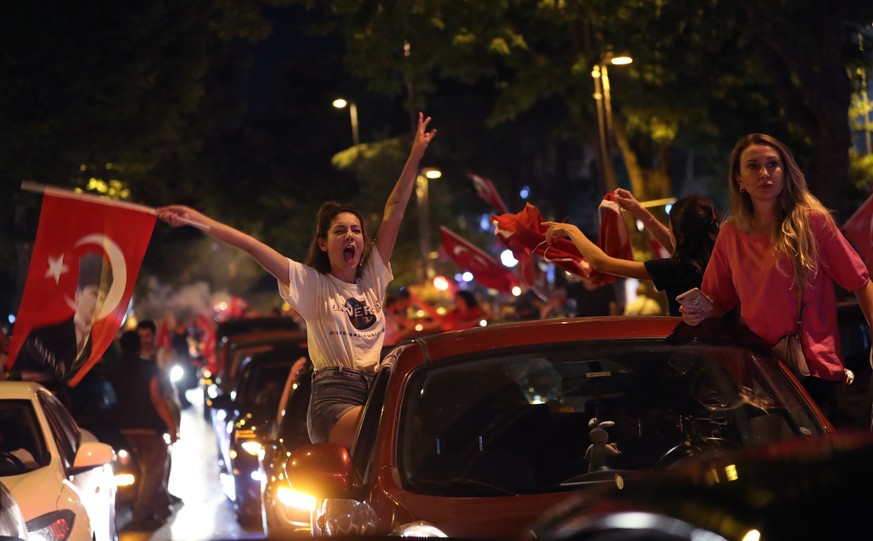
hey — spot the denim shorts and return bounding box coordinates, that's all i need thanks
[308,366,376,444]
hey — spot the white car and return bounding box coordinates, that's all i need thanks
[0,479,28,540]
[0,381,117,541]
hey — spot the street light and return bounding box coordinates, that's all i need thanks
[591,54,632,192]
[332,98,360,146]
[416,167,442,281]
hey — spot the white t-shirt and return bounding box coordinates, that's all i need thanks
[278,246,392,372]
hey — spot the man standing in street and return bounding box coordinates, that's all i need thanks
[112,330,179,531]
[137,319,184,508]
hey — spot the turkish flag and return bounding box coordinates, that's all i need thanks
[492,194,632,287]
[8,188,156,386]
[492,203,591,286]
[594,194,633,281]
[468,173,509,215]
[440,227,519,293]
[842,192,873,272]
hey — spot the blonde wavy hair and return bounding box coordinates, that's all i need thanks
[727,133,833,288]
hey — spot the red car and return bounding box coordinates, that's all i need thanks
[285,316,833,539]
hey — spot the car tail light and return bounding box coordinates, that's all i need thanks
[114,471,136,488]
[26,509,76,541]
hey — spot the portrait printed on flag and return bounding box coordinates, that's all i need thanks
[13,252,112,380]
[8,189,155,386]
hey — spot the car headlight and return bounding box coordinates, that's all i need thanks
[391,520,448,537]
[169,363,186,383]
[240,440,263,456]
[26,510,76,541]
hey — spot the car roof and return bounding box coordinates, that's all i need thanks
[414,316,767,352]
[0,380,48,400]
[385,316,773,373]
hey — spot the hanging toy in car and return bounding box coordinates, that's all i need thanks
[585,417,620,472]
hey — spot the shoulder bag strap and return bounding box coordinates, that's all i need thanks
[794,284,806,336]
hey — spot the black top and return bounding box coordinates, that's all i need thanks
[112,355,169,433]
[13,317,91,380]
[644,258,702,316]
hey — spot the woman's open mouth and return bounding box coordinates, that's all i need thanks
[344,246,356,263]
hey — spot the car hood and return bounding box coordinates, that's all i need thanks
[387,486,572,539]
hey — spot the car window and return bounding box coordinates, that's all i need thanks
[350,365,391,484]
[240,360,294,411]
[38,390,81,470]
[0,400,46,473]
[275,364,312,448]
[397,340,825,497]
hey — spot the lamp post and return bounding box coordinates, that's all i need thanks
[416,167,442,281]
[591,54,632,193]
[332,98,360,146]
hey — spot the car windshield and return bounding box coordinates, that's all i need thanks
[397,339,825,497]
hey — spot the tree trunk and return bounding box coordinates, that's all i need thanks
[614,120,672,201]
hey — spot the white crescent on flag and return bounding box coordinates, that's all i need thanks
[73,233,128,319]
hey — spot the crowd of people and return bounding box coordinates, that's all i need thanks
[2,125,872,500]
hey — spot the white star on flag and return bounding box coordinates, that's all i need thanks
[44,254,69,284]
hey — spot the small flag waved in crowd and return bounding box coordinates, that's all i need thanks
[468,173,509,215]
[440,226,519,294]
[842,192,873,273]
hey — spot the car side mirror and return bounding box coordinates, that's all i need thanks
[70,441,114,474]
[286,443,363,500]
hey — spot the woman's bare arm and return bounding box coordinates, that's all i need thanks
[543,221,651,280]
[156,206,290,285]
[374,113,437,265]
[613,188,675,254]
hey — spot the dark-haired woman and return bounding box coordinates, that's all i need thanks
[543,188,720,316]
[157,113,437,448]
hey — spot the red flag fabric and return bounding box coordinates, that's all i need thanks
[468,173,509,215]
[8,188,156,386]
[492,194,632,287]
[594,194,633,283]
[440,226,519,293]
[842,192,873,272]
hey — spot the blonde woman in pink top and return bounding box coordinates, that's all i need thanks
[681,133,873,424]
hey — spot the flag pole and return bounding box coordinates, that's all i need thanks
[20,181,211,231]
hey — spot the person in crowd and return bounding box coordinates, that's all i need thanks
[157,112,436,448]
[513,287,552,320]
[513,261,564,320]
[418,290,486,332]
[137,319,183,507]
[137,319,160,361]
[680,133,873,424]
[384,289,415,345]
[112,330,179,531]
[562,276,622,316]
[543,188,720,316]
[624,281,665,315]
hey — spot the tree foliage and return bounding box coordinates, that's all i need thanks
[288,0,873,216]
